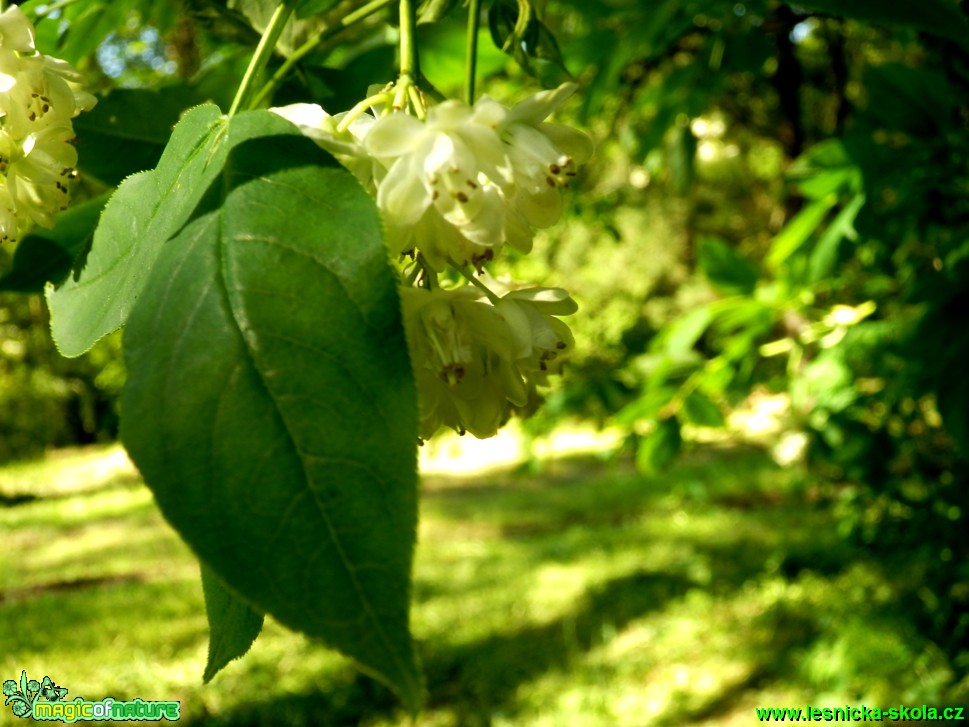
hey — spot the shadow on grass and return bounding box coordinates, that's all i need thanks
[179,449,855,726]
[5,445,957,726]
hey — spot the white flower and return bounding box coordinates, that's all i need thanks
[0,5,93,242]
[496,83,594,248]
[400,283,577,439]
[0,123,77,227]
[270,102,381,193]
[0,5,35,54]
[272,84,591,272]
[496,286,576,386]
[365,101,514,267]
[400,285,524,438]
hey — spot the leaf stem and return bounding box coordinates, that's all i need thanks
[228,0,299,117]
[465,0,481,105]
[250,0,396,109]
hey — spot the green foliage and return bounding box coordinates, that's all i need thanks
[3,0,969,712]
[788,0,969,45]
[697,237,759,295]
[472,0,969,670]
[117,117,420,706]
[0,293,122,464]
[0,195,108,294]
[3,446,965,723]
[48,104,228,356]
[635,417,682,475]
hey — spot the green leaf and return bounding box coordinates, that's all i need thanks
[48,104,225,357]
[636,417,682,474]
[861,63,955,133]
[681,391,725,428]
[48,106,303,358]
[0,194,108,293]
[615,386,678,426]
[779,0,969,46]
[766,195,837,270]
[697,237,759,295]
[663,305,713,355]
[120,123,422,711]
[74,87,206,186]
[488,0,571,85]
[809,193,865,282]
[201,564,264,683]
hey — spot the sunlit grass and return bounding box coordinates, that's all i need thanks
[0,443,964,726]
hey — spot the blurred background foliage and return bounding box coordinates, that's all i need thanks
[1,0,968,699]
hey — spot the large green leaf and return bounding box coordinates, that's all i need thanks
[57,0,140,65]
[120,125,422,711]
[48,104,223,356]
[47,106,302,358]
[780,0,969,46]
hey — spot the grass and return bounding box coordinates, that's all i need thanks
[0,442,965,726]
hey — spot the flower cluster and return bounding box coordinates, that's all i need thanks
[274,83,591,271]
[274,83,590,439]
[0,6,95,243]
[399,283,576,439]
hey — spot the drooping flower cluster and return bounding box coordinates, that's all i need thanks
[274,83,592,271]
[0,5,95,243]
[399,283,577,439]
[273,83,590,439]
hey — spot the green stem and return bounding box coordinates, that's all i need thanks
[416,254,437,290]
[458,266,500,303]
[465,0,481,105]
[398,0,419,81]
[251,0,396,109]
[228,0,299,117]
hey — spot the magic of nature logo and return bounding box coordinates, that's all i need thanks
[3,670,180,722]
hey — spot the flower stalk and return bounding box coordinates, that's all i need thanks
[251,0,396,109]
[465,0,481,105]
[398,0,420,82]
[228,0,299,117]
